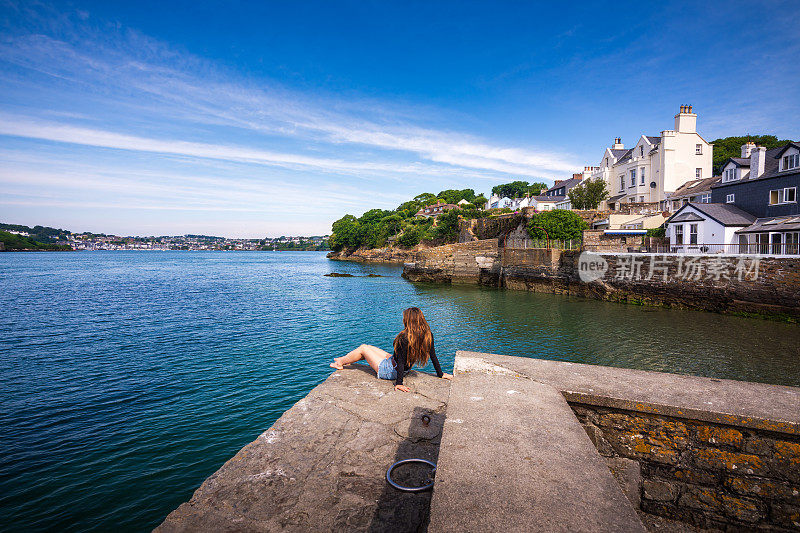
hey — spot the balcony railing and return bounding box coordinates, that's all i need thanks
[652,243,800,256]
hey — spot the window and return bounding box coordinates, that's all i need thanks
[738,234,750,254]
[696,168,702,179]
[640,168,645,184]
[781,153,799,171]
[724,168,737,182]
[770,187,797,205]
[700,193,711,203]
[726,194,735,203]
[619,176,624,191]
[689,224,698,245]
[696,144,702,155]
[630,169,636,187]
[640,146,644,157]
[756,233,769,254]
[787,232,800,255]
[771,233,783,255]
[675,225,684,245]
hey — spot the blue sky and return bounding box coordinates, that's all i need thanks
[1,1,798,237]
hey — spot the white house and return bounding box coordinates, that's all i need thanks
[529,196,558,211]
[665,203,756,253]
[588,106,713,210]
[485,194,512,209]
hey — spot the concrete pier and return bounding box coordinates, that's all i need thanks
[158,353,800,532]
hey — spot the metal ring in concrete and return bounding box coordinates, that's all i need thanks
[386,459,437,492]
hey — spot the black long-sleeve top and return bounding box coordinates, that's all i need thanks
[392,333,443,386]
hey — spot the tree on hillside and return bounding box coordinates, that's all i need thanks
[526,182,549,196]
[414,193,439,205]
[710,135,793,174]
[330,215,359,251]
[437,188,476,204]
[567,178,609,209]
[526,210,588,242]
[492,180,529,198]
[379,214,403,237]
[492,180,549,199]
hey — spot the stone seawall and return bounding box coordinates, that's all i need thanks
[403,240,800,320]
[571,403,800,531]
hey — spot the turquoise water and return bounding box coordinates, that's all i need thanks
[1,251,798,532]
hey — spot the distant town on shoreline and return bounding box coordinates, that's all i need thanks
[0,223,330,252]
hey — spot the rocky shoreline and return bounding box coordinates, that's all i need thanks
[327,246,418,264]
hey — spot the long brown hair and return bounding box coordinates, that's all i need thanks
[393,307,433,368]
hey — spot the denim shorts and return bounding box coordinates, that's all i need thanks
[377,357,397,380]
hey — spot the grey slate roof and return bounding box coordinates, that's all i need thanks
[669,176,722,199]
[667,203,757,226]
[646,136,660,145]
[533,195,564,202]
[610,149,628,159]
[728,157,751,167]
[737,215,800,234]
[714,143,799,187]
[607,193,626,202]
[614,149,633,165]
[670,212,706,222]
[544,177,583,196]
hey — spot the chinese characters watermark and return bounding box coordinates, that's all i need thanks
[578,252,760,283]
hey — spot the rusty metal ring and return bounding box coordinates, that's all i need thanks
[386,459,437,492]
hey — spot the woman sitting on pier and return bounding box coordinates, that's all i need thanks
[330,307,452,392]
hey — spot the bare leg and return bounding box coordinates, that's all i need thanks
[331,344,391,372]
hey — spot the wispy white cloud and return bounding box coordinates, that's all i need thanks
[0,4,586,235]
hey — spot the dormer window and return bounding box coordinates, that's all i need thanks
[781,153,799,171]
[770,187,797,205]
[724,168,737,182]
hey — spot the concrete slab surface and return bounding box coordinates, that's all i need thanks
[460,351,800,434]
[156,365,450,533]
[427,364,645,533]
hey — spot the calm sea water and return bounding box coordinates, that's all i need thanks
[1,251,798,532]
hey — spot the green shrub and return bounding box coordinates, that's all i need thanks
[526,210,588,241]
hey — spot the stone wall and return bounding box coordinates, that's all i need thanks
[457,215,523,243]
[571,403,800,531]
[583,229,645,253]
[402,240,500,285]
[404,241,800,319]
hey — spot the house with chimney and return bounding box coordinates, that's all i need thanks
[711,141,800,254]
[587,106,713,210]
[415,201,458,218]
[664,141,800,254]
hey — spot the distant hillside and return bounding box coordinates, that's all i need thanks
[0,231,72,251]
[710,135,793,174]
[0,223,71,243]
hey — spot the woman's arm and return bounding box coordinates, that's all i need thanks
[429,343,444,378]
[429,340,451,379]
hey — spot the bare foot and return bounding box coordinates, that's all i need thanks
[330,358,344,370]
